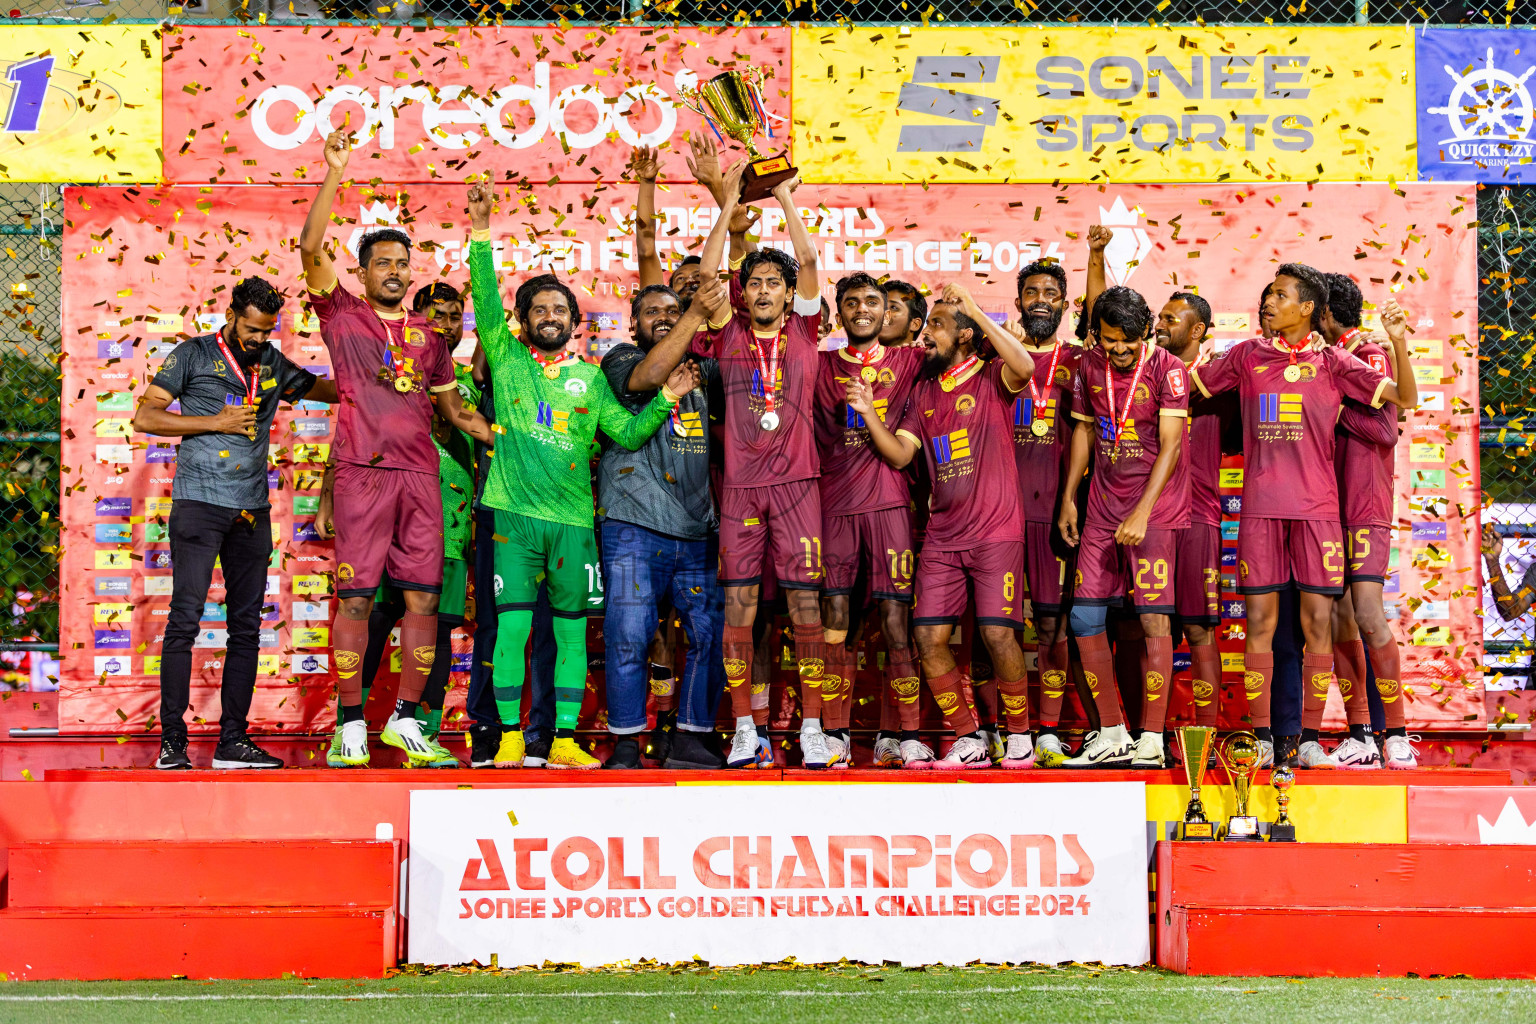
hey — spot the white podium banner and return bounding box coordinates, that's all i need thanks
[407,782,1149,967]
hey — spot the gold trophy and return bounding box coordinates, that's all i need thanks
[1270,766,1298,842]
[1217,732,1263,841]
[1175,726,1216,841]
[679,69,796,202]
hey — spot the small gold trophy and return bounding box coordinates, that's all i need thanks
[1217,732,1263,841]
[679,69,797,202]
[1270,766,1298,842]
[1176,726,1216,841]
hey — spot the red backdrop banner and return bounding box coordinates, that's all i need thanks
[58,181,1480,734]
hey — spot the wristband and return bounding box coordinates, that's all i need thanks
[470,228,492,243]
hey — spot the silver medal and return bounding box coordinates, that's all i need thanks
[759,410,780,431]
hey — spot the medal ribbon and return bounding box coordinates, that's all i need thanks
[527,343,567,371]
[1279,331,1314,369]
[377,313,412,389]
[1027,342,1062,422]
[849,341,884,376]
[940,354,979,390]
[1338,326,1364,351]
[1105,343,1149,464]
[752,329,782,419]
[215,333,259,407]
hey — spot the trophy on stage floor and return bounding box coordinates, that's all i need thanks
[679,69,797,203]
[1217,732,1263,841]
[1176,726,1217,841]
[1270,766,1298,842]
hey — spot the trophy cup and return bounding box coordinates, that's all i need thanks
[1217,732,1263,841]
[679,69,797,203]
[1270,766,1298,842]
[1175,726,1216,841]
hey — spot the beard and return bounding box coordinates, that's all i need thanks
[530,324,573,353]
[636,321,674,353]
[920,350,951,380]
[1022,304,1064,340]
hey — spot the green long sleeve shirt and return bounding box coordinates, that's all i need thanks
[468,236,677,528]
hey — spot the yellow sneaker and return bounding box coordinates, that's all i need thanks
[1035,733,1069,768]
[547,737,601,770]
[494,730,526,768]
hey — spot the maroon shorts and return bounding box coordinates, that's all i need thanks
[1074,522,1182,614]
[333,462,443,599]
[913,541,1024,628]
[719,479,823,591]
[1023,520,1072,616]
[1237,516,1345,596]
[1176,522,1223,625]
[1345,524,1390,584]
[823,506,915,602]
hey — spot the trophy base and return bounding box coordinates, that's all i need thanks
[1222,815,1263,841]
[1269,823,1298,843]
[740,153,798,203]
[1177,821,1216,842]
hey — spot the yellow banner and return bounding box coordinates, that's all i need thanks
[0,27,162,182]
[792,26,1415,184]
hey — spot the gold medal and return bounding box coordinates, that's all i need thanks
[1030,418,1050,437]
[1283,364,1302,383]
[393,375,415,394]
[543,363,561,380]
[861,366,878,383]
[940,377,956,392]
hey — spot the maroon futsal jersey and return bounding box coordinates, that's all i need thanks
[1012,341,1081,522]
[695,300,822,489]
[895,358,1024,553]
[1192,335,1388,522]
[1071,344,1191,529]
[815,343,924,516]
[307,282,455,475]
[1336,335,1398,528]
[1186,373,1238,528]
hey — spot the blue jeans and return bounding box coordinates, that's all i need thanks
[600,520,724,733]
[469,506,556,739]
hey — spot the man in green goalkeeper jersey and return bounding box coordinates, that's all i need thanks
[465,182,699,769]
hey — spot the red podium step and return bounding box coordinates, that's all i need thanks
[1156,842,1536,978]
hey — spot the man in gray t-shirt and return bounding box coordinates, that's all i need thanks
[596,281,726,769]
[133,277,337,770]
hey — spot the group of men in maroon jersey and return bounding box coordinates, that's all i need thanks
[699,196,1421,770]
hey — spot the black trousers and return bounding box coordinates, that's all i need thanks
[160,499,272,743]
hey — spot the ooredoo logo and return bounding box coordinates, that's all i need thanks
[249,66,683,153]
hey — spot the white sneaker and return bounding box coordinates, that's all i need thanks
[799,725,832,769]
[1034,733,1068,768]
[336,719,369,767]
[998,733,1035,769]
[873,736,903,768]
[825,733,851,769]
[381,713,435,765]
[1062,724,1133,768]
[1332,735,1382,769]
[931,734,991,770]
[981,728,1005,763]
[1130,730,1166,769]
[1298,739,1339,769]
[1383,734,1419,769]
[1256,738,1274,769]
[726,724,759,768]
[900,738,937,769]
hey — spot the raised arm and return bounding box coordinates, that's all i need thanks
[465,183,512,366]
[944,283,1035,391]
[595,362,691,451]
[299,130,351,296]
[847,378,918,469]
[632,146,664,290]
[132,384,256,438]
[1057,418,1093,547]
[1376,299,1419,411]
[772,176,819,302]
[1084,224,1111,323]
[625,278,722,394]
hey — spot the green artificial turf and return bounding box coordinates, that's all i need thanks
[2,965,1533,1024]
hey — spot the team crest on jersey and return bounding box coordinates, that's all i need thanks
[1133,381,1152,403]
[1054,365,1072,386]
[1192,680,1214,700]
[163,353,178,372]
[1367,353,1389,375]
[565,378,588,396]
[404,327,426,348]
[954,393,976,416]
[878,367,897,386]
[1239,560,1249,579]
[1167,366,1186,398]
[493,573,504,596]
[337,562,355,581]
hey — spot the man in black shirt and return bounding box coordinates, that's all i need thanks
[134,277,337,769]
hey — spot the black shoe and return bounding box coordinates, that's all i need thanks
[1275,734,1301,770]
[665,729,725,770]
[212,734,283,769]
[647,710,676,765]
[156,734,192,770]
[604,736,643,769]
[524,736,551,768]
[469,722,501,768]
